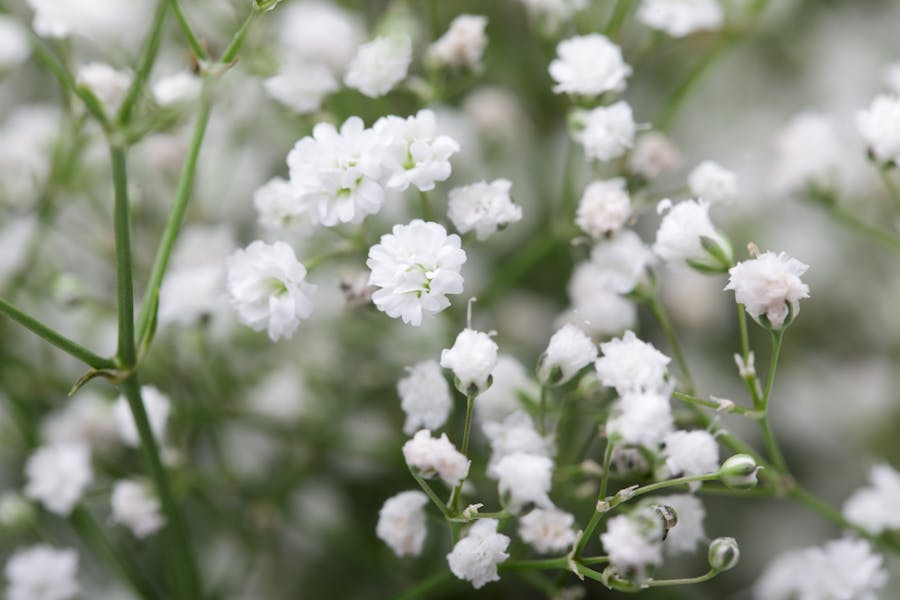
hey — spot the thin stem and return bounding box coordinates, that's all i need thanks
[736,304,763,408]
[647,292,695,393]
[409,468,453,520]
[648,569,717,587]
[626,472,721,498]
[827,203,900,251]
[761,330,782,408]
[538,385,548,435]
[603,0,633,38]
[31,36,108,125]
[220,9,257,64]
[118,0,169,124]
[111,146,136,367]
[598,440,614,501]
[500,557,568,572]
[672,391,760,417]
[877,165,900,211]
[0,298,116,369]
[573,441,615,558]
[418,190,433,221]
[460,392,475,457]
[168,0,208,61]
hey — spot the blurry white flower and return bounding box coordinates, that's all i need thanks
[40,391,117,449]
[476,356,539,424]
[538,324,597,385]
[113,386,171,448]
[662,430,719,487]
[111,479,164,538]
[601,508,664,579]
[607,392,674,447]
[857,94,900,164]
[588,230,656,294]
[76,63,132,113]
[4,545,79,600]
[638,0,723,37]
[447,519,510,589]
[644,494,706,554]
[428,14,488,69]
[594,331,671,396]
[653,199,731,269]
[495,452,554,512]
[447,179,522,240]
[152,71,201,107]
[463,86,524,140]
[575,178,632,238]
[277,0,364,73]
[398,360,452,435]
[688,160,737,204]
[27,0,150,42]
[402,429,470,486]
[518,507,577,554]
[842,464,900,534]
[0,106,59,200]
[226,240,315,340]
[629,132,682,179]
[24,443,92,516]
[376,490,429,557]
[725,251,809,329]
[441,328,499,395]
[518,0,588,31]
[344,36,412,98]
[367,220,466,326]
[572,101,635,161]
[565,263,638,336]
[264,63,338,114]
[549,34,631,96]
[245,367,310,422]
[0,16,30,70]
[772,112,842,193]
[484,412,554,477]
[252,177,307,230]
[374,110,460,192]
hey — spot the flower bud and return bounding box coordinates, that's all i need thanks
[0,493,35,529]
[719,454,759,489]
[708,537,740,571]
[649,503,678,541]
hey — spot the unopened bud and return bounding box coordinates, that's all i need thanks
[462,503,483,520]
[719,454,759,489]
[708,537,740,571]
[650,503,678,541]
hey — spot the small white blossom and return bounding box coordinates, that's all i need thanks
[588,230,656,294]
[601,508,664,580]
[226,240,315,341]
[5,545,79,600]
[607,392,674,448]
[26,0,149,41]
[113,385,171,448]
[484,412,554,477]
[549,34,631,96]
[24,443,92,516]
[111,479,165,538]
[40,391,117,449]
[0,16,30,70]
[662,430,719,488]
[857,94,900,164]
[495,452,554,512]
[374,110,460,192]
[398,360,452,435]
[367,220,466,326]
[688,160,738,204]
[344,36,412,98]
[277,1,363,73]
[428,14,488,70]
[772,112,842,192]
[447,179,522,240]
[644,494,706,555]
[518,507,577,554]
[518,0,588,31]
[264,63,338,114]
[253,177,307,230]
[842,464,900,534]
[75,63,132,113]
[725,251,810,329]
[475,355,539,424]
[152,71,201,107]
[402,430,470,487]
[441,329,499,394]
[463,86,524,141]
[538,324,597,385]
[376,490,429,557]
[447,519,511,589]
[638,0,723,37]
[595,331,671,396]
[575,178,631,238]
[565,263,638,336]
[572,101,636,161]
[653,198,731,268]
[629,132,682,179]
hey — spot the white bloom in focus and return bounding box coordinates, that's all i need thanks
[476,355,539,424]
[662,430,719,487]
[857,94,900,164]
[253,177,307,230]
[111,479,164,538]
[447,179,522,240]
[24,443,92,516]
[629,132,682,179]
[518,507,577,554]
[772,112,842,193]
[76,63,132,113]
[344,36,412,98]
[572,101,635,161]
[5,545,79,600]
[725,251,810,329]
[277,1,363,73]
[484,412,554,477]
[226,240,315,340]
[607,392,674,448]
[538,324,597,385]
[374,110,460,192]
[428,14,488,69]
[653,199,731,268]
[402,430,470,486]
[638,0,723,37]
[595,331,671,396]
[842,464,900,534]
[601,509,664,579]
[645,494,706,555]
[152,72,201,107]
[588,229,656,294]
[398,360,452,435]
[376,490,429,557]
[549,34,631,96]
[264,63,338,114]
[688,160,737,204]
[575,178,631,238]
[0,17,30,70]
[447,519,510,589]
[494,452,554,512]
[440,328,499,394]
[113,386,171,448]
[367,220,466,326]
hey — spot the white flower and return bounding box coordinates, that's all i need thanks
[549,34,631,96]
[40,391,117,449]
[688,160,737,204]
[447,179,522,240]
[4,545,79,600]
[607,392,674,448]
[857,94,900,164]
[398,360,452,435]
[428,14,488,69]
[538,324,597,385]
[26,0,149,42]
[601,508,664,579]
[629,132,682,179]
[277,1,363,73]
[755,538,887,600]
[644,494,706,555]
[495,452,554,512]
[75,63,132,113]
[226,240,315,341]
[594,331,671,396]
[572,101,635,161]
[637,0,723,37]
[518,507,577,554]
[376,490,429,557]
[476,355,539,424]
[447,519,511,589]
[244,367,310,422]
[111,479,164,538]
[344,36,412,98]
[662,430,719,487]
[725,251,810,329]
[588,229,656,294]
[653,198,731,269]
[518,0,588,31]
[264,63,338,114]
[402,429,470,487]
[367,220,466,326]
[287,116,386,226]
[483,412,554,477]
[440,328,499,394]
[152,71,201,107]
[24,443,92,516]
[772,112,842,193]
[575,178,631,238]
[252,177,307,230]
[113,386,171,448]
[0,16,30,70]
[374,110,460,192]
[463,86,524,141]
[565,263,637,336]
[842,464,900,534]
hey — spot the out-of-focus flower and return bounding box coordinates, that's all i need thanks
[264,63,338,114]
[607,392,674,447]
[152,71,201,107]
[4,545,79,600]
[629,132,682,179]
[376,490,429,557]
[0,17,30,70]
[447,519,510,589]
[277,1,364,73]
[662,430,719,488]
[252,177,307,231]
[637,0,723,37]
[772,112,842,193]
[475,356,539,424]
[643,494,706,555]
[688,160,738,204]
[484,412,554,477]
[402,429,470,486]
[111,479,164,538]
[517,0,588,32]
[427,14,488,70]
[587,230,656,294]
[518,507,577,554]
[571,101,635,161]
[447,179,522,240]
[344,36,412,98]
[576,178,632,238]
[537,324,597,385]
[601,507,664,580]
[857,94,900,165]
[494,452,554,512]
[653,199,732,270]
[76,63,132,114]
[398,360,452,435]
[24,443,92,516]
[549,34,631,96]
[842,464,900,534]
[725,251,810,329]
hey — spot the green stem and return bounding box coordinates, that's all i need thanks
[736,304,763,408]
[648,569,718,587]
[626,472,721,498]
[168,0,208,61]
[118,0,169,125]
[480,228,558,305]
[538,385,548,435]
[761,330,782,408]
[110,145,136,367]
[418,190,433,221]
[573,441,615,558]
[828,203,900,251]
[647,292,695,393]
[409,468,453,520]
[31,35,108,125]
[220,9,257,64]
[0,298,115,369]
[500,557,568,572]
[603,0,634,38]
[877,165,900,211]
[672,391,760,417]
[460,392,475,457]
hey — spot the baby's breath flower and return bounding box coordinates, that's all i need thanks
[842,464,900,534]
[24,443,92,516]
[113,386,171,448]
[725,251,810,330]
[111,479,164,538]
[375,110,460,192]
[0,17,30,70]
[264,63,338,114]
[629,132,682,179]
[772,112,842,193]
[575,178,632,238]
[441,328,499,395]
[857,94,900,165]
[447,179,522,240]
[637,0,723,37]
[398,360,452,435]
[252,177,307,230]
[549,34,631,96]
[494,452,554,512]
[653,199,732,271]
[571,101,636,161]
[427,14,488,70]
[662,430,719,488]
[601,507,665,580]
[4,545,79,600]
[688,160,738,204]
[344,36,412,98]
[75,63,132,113]
[402,429,470,487]
[376,490,429,557]
[518,507,577,554]
[447,519,510,589]
[587,230,656,294]
[537,324,597,385]
[607,392,674,448]
[643,494,706,555]
[152,71,201,107]
[595,331,671,396]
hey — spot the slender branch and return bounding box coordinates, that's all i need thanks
[110,145,136,367]
[118,0,169,124]
[761,330,782,408]
[409,468,453,520]
[31,36,108,125]
[460,392,475,457]
[648,569,718,587]
[647,292,695,393]
[220,9,257,64]
[168,0,208,61]
[418,190,433,221]
[736,304,763,408]
[672,391,760,417]
[759,330,787,472]
[573,440,615,558]
[500,557,568,572]
[603,0,634,38]
[538,384,549,435]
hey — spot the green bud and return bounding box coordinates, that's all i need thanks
[719,454,760,489]
[708,537,740,572]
